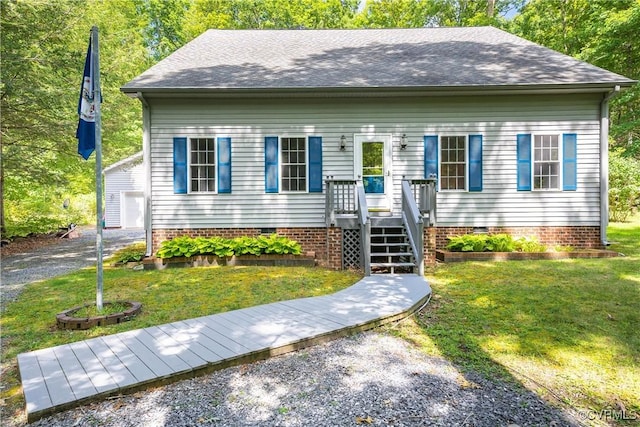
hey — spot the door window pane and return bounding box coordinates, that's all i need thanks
[362,141,384,194]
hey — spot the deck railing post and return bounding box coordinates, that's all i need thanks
[428,179,437,226]
[325,178,335,226]
[356,183,370,275]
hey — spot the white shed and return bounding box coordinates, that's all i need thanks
[103,152,144,229]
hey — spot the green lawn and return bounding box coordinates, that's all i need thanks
[0,266,361,424]
[390,216,640,424]
[2,219,639,425]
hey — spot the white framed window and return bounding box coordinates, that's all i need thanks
[424,134,483,193]
[280,136,307,192]
[189,137,216,193]
[533,134,560,190]
[516,133,576,192]
[440,135,467,191]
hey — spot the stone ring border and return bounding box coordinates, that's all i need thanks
[56,301,142,330]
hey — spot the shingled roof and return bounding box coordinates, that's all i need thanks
[121,26,634,94]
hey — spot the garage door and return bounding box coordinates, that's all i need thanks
[122,192,144,229]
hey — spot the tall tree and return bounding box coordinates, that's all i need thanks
[512,0,640,158]
[135,0,190,61]
[182,0,359,40]
[1,0,150,235]
[354,0,524,28]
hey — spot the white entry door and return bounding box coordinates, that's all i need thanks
[354,134,393,211]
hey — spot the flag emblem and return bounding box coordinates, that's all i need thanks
[76,38,97,160]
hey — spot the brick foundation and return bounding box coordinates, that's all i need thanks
[152,227,342,269]
[434,226,602,251]
[153,225,602,272]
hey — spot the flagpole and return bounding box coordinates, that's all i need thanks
[92,26,104,311]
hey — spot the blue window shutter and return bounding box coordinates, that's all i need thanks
[468,134,483,192]
[173,137,187,194]
[265,136,279,193]
[516,134,532,191]
[217,137,232,193]
[563,133,577,191]
[424,135,438,179]
[308,136,323,193]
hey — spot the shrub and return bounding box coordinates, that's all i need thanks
[487,234,515,252]
[609,149,640,222]
[111,243,146,264]
[446,234,547,253]
[156,234,302,259]
[514,236,547,253]
[446,234,489,252]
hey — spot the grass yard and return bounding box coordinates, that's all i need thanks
[390,215,640,425]
[0,266,361,424]
[2,219,638,426]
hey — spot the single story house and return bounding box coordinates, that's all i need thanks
[121,26,635,273]
[103,152,144,229]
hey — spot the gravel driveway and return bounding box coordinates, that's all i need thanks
[27,333,582,427]
[2,229,584,427]
[0,227,144,312]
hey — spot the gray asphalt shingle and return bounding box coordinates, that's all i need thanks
[122,26,634,92]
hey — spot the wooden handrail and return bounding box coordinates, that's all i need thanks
[401,180,424,275]
[409,178,437,226]
[356,183,371,276]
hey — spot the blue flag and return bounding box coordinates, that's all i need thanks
[76,38,97,160]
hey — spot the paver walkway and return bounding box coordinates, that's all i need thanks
[18,274,430,423]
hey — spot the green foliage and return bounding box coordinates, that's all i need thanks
[609,149,640,222]
[446,233,546,252]
[486,233,516,252]
[513,236,546,253]
[512,0,640,158]
[111,243,147,264]
[156,234,302,259]
[3,188,94,238]
[446,234,489,252]
[1,0,150,235]
[182,0,359,40]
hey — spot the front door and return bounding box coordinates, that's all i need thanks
[354,134,393,211]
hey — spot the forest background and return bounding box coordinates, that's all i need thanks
[2,0,639,237]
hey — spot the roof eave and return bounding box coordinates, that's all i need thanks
[102,151,143,174]
[121,82,637,99]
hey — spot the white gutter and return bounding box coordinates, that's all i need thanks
[599,85,620,246]
[137,92,153,257]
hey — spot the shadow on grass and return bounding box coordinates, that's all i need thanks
[401,221,640,424]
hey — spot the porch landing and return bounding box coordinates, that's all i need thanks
[18,274,431,423]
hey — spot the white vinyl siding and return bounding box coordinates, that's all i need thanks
[148,93,602,228]
[104,155,144,229]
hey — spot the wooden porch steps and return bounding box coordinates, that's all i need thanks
[370,217,418,274]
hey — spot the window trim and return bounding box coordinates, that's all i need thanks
[532,133,562,192]
[188,136,218,194]
[279,135,309,194]
[438,134,469,192]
